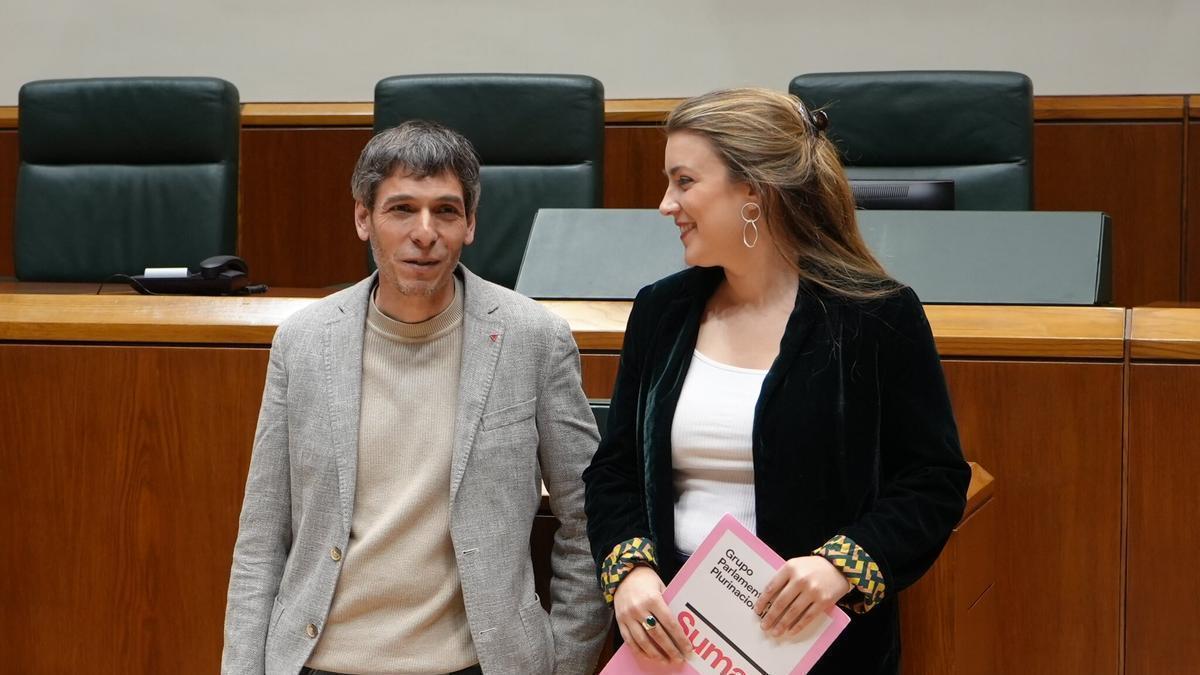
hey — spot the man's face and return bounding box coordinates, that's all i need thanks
[355,168,476,303]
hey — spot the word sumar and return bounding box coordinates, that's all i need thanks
[677,610,750,675]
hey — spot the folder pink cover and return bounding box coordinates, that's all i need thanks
[600,514,849,675]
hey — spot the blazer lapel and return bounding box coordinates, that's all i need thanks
[756,284,823,414]
[322,275,373,532]
[642,270,718,556]
[450,266,503,504]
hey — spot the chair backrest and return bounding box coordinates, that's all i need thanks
[789,71,1033,210]
[372,73,605,288]
[590,401,610,442]
[15,77,240,281]
[516,208,1111,305]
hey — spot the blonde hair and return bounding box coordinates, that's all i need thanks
[666,88,898,300]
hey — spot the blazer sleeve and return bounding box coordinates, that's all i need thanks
[221,329,294,675]
[582,286,656,569]
[537,318,612,675]
[835,287,971,604]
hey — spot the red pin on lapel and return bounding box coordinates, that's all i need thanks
[489,331,501,343]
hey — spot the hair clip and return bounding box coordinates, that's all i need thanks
[809,109,829,132]
[794,97,829,135]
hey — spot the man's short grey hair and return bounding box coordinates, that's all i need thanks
[351,120,481,215]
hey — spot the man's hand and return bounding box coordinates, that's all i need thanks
[754,556,851,639]
[613,566,691,664]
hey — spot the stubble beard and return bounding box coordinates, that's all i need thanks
[370,237,456,298]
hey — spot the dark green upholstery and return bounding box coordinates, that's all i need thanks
[373,74,604,288]
[14,77,239,281]
[789,71,1033,210]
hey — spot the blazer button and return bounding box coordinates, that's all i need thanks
[306,623,318,639]
[330,546,342,562]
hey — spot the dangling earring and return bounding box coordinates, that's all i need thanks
[740,202,760,248]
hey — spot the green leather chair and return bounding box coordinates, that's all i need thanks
[789,71,1033,210]
[373,73,604,289]
[14,77,240,281]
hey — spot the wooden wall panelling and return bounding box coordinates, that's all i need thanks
[580,353,619,400]
[239,127,374,288]
[603,125,667,209]
[1034,121,1184,306]
[1126,362,1200,675]
[0,129,17,277]
[0,343,267,673]
[942,360,1123,675]
[1186,100,1199,299]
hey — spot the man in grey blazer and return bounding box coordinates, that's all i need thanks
[222,120,610,675]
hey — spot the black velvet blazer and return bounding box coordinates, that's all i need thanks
[583,266,970,675]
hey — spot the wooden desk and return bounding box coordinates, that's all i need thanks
[5,294,1111,674]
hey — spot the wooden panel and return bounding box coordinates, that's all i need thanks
[604,99,676,124]
[0,129,16,278]
[1130,307,1200,360]
[231,96,1187,127]
[924,305,1125,358]
[899,533,956,675]
[239,127,374,287]
[580,353,619,400]
[604,126,667,209]
[1035,122,1184,306]
[0,292,1129,361]
[943,360,1123,675]
[900,497,997,675]
[545,301,631,351]
[1187,115,1200,299]
[0,344,267,673]
[1127,364,1200,675]
[958,584,997,675]
[241,102,372,127]
[0,293,317,344]
[1034,96,1184,121]
[954,484,996,614]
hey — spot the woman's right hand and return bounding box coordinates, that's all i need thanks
[613,566,691,665]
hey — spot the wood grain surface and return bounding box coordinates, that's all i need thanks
[1129,307,1200,360]
[1033,95,1185,121]
[1126,363,1200,675]
[1035,121,1185,306]
[0,96,1191,130]
[240,102,373,127]
[603,126,668,209]
[0,293,316,344]
[900,498,997,675]
[0,343,267,673]
[943,360,1123,675]
[239,127,375,288]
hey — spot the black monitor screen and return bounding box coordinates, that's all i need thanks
[850,179,955,210]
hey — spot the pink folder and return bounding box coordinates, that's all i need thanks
[600,514,849,675]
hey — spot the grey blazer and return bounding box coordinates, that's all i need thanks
[222,267,610,675]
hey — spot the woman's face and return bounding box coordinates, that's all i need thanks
[659,131,757,269]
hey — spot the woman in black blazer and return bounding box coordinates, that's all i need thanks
[582,88,970,674]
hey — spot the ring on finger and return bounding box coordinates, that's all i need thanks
[642,615,659,631]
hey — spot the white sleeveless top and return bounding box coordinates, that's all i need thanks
[670,350,766,556]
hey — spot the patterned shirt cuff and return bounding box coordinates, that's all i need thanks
[814,534,886,614]
[600,537,657,606]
